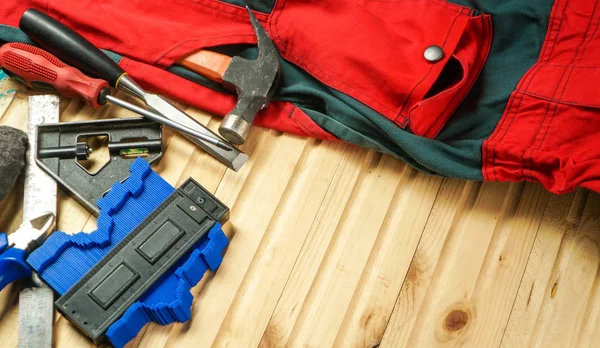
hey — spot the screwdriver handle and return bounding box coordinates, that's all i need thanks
[20,8,126,87]
[0,42,109,108]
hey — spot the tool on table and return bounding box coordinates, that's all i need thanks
[27,158,230,347]
[36,117,163,215]
[18,94,59,348]
[0,212,55,291]
[54,177,229,345]
[20,8,249,171]
[0,42,233,151]
[0,126,27,201]
[177,6,281,145]
[25,97,229,347]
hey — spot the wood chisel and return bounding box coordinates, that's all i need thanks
[19,8,249,171]
[0,42,232,151]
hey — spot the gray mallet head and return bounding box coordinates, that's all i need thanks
[0,126,27,200]
[218,6,281,145]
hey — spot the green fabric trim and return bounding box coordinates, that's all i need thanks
[102,50,123,64]
[218,0,276,14]
[438,0,555,179]
[0,25,35,45]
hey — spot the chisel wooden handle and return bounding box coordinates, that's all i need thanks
[20,8,126,87]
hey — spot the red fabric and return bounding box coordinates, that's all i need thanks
[483,0,600,194]
[270,0,490,138]
[0,0,491,140]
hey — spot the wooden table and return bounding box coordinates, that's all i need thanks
[0,75,598,348]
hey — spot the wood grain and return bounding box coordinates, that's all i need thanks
[0,87,598,348]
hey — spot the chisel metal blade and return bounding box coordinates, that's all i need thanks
[143,92,249,171]
[118,74,248,171]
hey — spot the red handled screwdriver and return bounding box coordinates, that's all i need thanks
[0,42,232,151]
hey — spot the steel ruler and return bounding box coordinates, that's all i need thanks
[18,95,59,348]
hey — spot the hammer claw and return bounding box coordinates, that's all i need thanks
[245,6,277,61]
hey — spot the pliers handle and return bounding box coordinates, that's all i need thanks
[0,212,55,291]
[0,233,31,291]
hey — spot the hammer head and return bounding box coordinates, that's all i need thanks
[218,7,281,145]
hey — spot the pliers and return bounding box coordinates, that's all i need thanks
[0,212,55,291]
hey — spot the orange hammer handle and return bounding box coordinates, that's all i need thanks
[176,50,231,83]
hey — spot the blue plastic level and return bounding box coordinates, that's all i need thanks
[26,158,229,347]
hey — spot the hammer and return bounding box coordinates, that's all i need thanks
[177,7,281,145]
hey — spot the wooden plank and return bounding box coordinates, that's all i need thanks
[0,84,28,131]
[285,153,406,347]
[500,189,580,348]
[0,179,24,233]
[459,183,552,347]
[259,152,409,347]
[259,145,369,347]
[331,169,443,347]
[502,190,600,348]
[386,181,509,347]
[380,179,472,347]
[210,138,348,347]
[381,181,551,347]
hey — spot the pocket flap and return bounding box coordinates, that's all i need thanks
[409,14,492,138]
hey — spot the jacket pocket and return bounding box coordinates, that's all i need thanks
[269,0,492,138]
[409,14,492,138]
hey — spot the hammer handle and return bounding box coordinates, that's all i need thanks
[177,50,232,84]
[20,8,126,87]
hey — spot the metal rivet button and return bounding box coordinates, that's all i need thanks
[424,45,444,62]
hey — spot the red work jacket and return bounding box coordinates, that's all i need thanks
[1,0,600,195]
